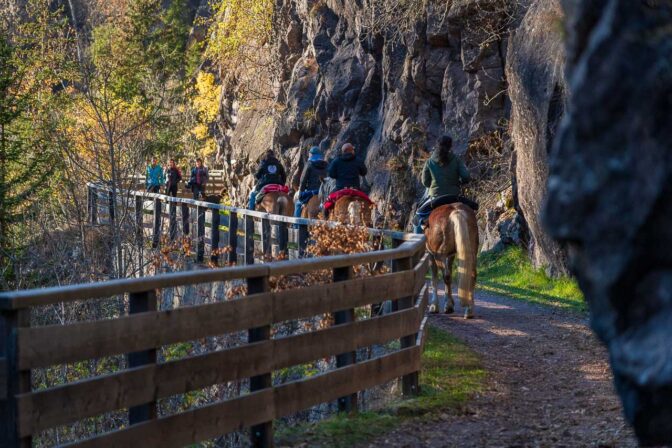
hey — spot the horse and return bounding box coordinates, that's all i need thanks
[300,195,322,219]
[331,196,374,227]
[425,203,479,319]
[256,191,294,217]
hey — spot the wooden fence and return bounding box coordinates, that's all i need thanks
[0,184,429,447]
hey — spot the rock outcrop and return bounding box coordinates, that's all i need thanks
[219,0,510,220]
[544,1,672,444]
[506,0,567,275]
[215,0,574,272]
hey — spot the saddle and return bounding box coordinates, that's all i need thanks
[323,188,373,212]
[416,195,479,225]
[256,184,290,204]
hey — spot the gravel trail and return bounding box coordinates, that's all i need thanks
[364,291,637,447]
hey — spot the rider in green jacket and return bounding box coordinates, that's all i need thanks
[422,136,471,197]
[415,135,471,233]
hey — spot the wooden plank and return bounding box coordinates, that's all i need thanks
[17,270,414,369]
[17,289,270,370]
[16,306,421,436]
[413,254,430,293]
[67,389,275,448]
[274,346,421,419]
[61,348,420,448]
[0,241,423,310]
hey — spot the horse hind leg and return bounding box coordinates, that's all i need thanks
[443,255,455,314]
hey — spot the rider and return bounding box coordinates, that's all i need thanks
[414,135,471,233]
[248,149,287,209]
[294,146,328,217]
[327,143,367,190]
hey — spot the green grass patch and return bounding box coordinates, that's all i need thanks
[275,326,485,447]
[477,246,585,312]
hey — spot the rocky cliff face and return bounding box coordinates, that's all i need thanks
[216,0,569,274]
[219,0,509,214]
[506,0,568,275]
[544,1,672,444]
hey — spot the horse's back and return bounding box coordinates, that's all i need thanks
[426,203,477,253]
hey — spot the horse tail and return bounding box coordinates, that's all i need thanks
[347,200,362,226]
[276,195,293,217]
[449,209,476,307]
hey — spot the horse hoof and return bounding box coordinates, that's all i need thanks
[463,307,475,319]
[429,304,439,314]
[444,307,454,315]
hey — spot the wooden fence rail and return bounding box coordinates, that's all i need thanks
[1,183,429,448]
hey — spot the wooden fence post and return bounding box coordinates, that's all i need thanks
[88,185,97,225]
[227,212,238,265]
[0,309,32,448]
[274,222,288,259]
[128,290,158,424]
[332,266,358,413]
[197,206,206,263]
[152,198,162,249]
[298,223,309,258]
[135,195,144,275]
[261,219,272,258]
[210,208,221,263]
[247,275,272,447]
[169,200,177,241]
[181,204,190,236]
[392,240,419,397]
[244,215,255,265]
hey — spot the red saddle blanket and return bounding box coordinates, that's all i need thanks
[323,189,373,212]
[260,184,289,195]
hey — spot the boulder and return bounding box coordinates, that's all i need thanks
[544,1,672,444]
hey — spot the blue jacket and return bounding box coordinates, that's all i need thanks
[327,153,367,190]
[146,164,165,187]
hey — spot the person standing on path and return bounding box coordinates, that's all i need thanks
[189,158,209,200]
[146,157,164,193]
[165,159,182,197]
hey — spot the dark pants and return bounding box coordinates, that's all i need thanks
[147,185,160,193]
[167,185,178,197]
[192,184,205,200]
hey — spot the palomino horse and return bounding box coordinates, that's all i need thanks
[256,191,294,217]
[425,203,479,319]
[331,196,373,227]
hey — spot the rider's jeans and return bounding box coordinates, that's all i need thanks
[248,190,257,210]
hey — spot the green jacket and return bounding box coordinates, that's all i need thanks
[422,152,471,198]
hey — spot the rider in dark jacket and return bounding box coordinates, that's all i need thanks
[327,143,367,191]
[248,150,287,209]
[294,146,328,217]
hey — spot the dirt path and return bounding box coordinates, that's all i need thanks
[365,291,638,447]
